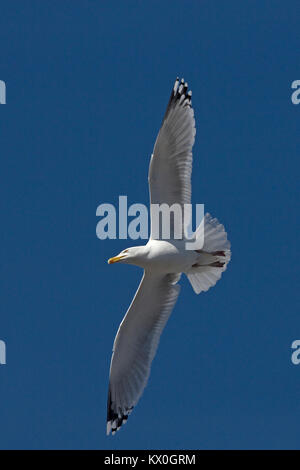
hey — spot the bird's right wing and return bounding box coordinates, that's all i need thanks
[107,271,181,435]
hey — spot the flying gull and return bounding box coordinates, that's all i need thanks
[106,78,231,435]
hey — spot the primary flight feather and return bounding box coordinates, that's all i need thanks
[106,78,231,435]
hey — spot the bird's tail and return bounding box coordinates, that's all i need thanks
[186,213,231,294]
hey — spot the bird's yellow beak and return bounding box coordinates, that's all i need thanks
[107,255,125,264]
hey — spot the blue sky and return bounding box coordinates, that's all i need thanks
[0,0,299,449]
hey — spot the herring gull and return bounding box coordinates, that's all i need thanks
[106,78,231,435]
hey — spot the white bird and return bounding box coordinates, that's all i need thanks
[106,78,231,435]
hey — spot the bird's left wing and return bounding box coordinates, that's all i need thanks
[107,271,181,435]
[148,78,196,239]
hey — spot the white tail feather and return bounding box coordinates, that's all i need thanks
[187,213,231,294]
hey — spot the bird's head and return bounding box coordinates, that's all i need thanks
[107,246,147,266]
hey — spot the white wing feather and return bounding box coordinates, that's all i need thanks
[107,272,181,435]
[149,78,196,239]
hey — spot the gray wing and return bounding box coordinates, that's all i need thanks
[148,78,196,239]
[106,272,181,435]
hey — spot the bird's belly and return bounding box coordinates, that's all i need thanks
[144,240,196,273]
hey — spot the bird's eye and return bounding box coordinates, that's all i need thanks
[123,249,129,253]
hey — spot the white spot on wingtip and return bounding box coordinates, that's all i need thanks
[173,78,179,93]
[106,421,112,436]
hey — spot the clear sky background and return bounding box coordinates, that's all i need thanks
[0,0,299,450]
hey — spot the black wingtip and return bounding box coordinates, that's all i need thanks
[162,77,192,124]
[106,389,134,436]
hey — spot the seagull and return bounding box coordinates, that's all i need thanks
[106,78,231,435]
